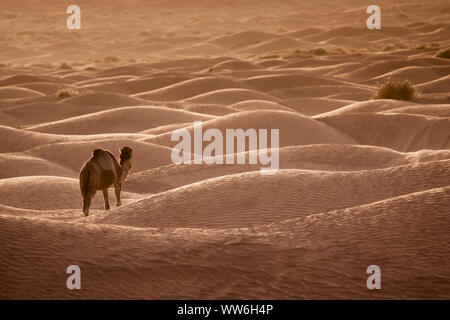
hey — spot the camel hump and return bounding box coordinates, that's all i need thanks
[92,148,104,158]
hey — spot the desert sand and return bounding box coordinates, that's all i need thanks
[0,0,449,299]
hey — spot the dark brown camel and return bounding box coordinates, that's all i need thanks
[79,146,133,216]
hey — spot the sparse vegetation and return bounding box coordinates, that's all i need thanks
[436,49,450,59]
[383,43,406,51]
[59,62,72,70]
[284,47,348,59]
[284,49,310,59]
[416,43,440,51]
[382,45,396,51]
[310,48,327,56]
[56,88,80,100]
[104,56,119,63]
[373,78,417,101]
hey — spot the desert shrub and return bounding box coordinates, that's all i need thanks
[310,48,327,56]
[59,62,72,70]
[417,43,440,51]
[382,45,396,51]
[284,49,310,59]
[373,78,417,101]
[104,56,119,62]
[56,88,80,100]
[436,49,450,59]
[327,47,348,55]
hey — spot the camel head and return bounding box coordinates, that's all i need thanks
[119,146,133,184]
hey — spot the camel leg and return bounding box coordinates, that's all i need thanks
[102,189,110,210]
[114,183,121,207]
[82,198,88,216]
[84,190,96,217]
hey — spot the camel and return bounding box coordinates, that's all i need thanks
[79,146,133,216]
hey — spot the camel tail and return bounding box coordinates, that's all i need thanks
[79,165,91,199]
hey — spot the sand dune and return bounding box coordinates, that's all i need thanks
[147,110,355,149]
[26,139,173,174]
[183,104,238,116]
[229,100,296,113]
[239,37,307,54]
[380,104,450,117]
[0,175,140,210]
[0,94,58,109]
[256,59,288,68]
[244,74,344,92]
[0,87,44,99]
[209,31,277,48]
[318,113,450,151]
[0,74,61,87]
[125,145,450,194]
[147,57,228,71]
[73,75,135,87]
[28,106,214,134]
[61,92,149,108]
[1,0,449,300]
[96,64,155,77]
[315,99,416,117]
[373,66,450,84]
[2,99,140,126]
[270,84,374,100]
[343,58,450,79]
[208,59,259,71]
[80,75,193,95]
[0,154,76,179]
[133,77,249,101]
[16,82,75,95]
[281,97,353,115]
[0,126,63,153]
[89,160,449,228]
[1,185,448,299]
[416,75,450,93]
[184,88,280,105]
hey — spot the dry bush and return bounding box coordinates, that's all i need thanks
[310,48,327,56]
[284,49,309,59]
[56,88,80,100]
[104,56,119,62]
[373,78,417,101]
[436,49,450,59]
[59,62,72,70]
